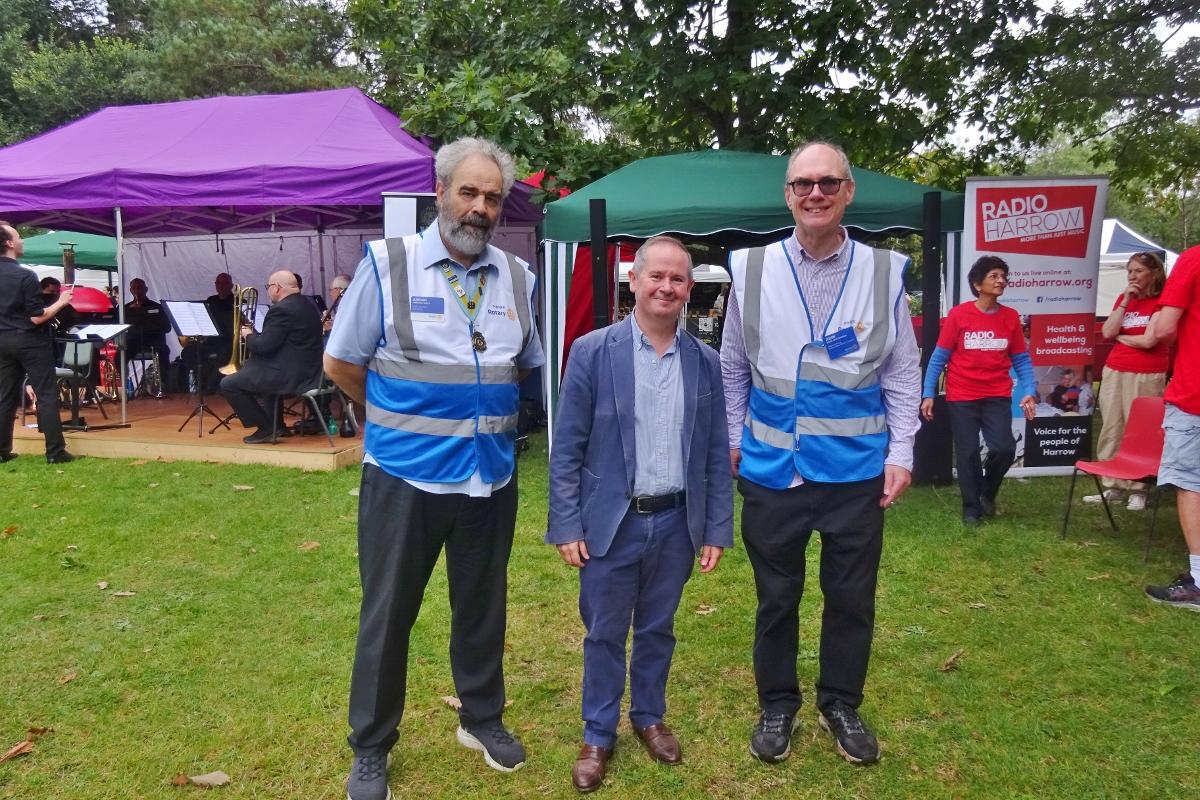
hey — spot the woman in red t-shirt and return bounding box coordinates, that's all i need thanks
[921,256,1037,525]
[1083,251,1169,511]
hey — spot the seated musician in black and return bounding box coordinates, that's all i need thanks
[219,271,323,444]
[174,272,234,393]
[124,278,172,397]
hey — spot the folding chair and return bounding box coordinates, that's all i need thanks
[1061,395,1166,559]
[57,339,108,429]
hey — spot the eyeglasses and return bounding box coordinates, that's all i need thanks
[265,282,281,289]
[787,177,851,196]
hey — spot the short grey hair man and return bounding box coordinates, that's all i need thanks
[787,140,854,182]
[435,137,517,198]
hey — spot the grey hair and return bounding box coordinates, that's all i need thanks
[631,235,693,275]
[787,140,854,181]
[331,273,351,290]
[435,137,516,197]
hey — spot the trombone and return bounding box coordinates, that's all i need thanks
[218,285,259,376]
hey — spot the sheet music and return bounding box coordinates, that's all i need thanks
[164,301,220,337]
[253,304,270,333]
[76,324,130,340]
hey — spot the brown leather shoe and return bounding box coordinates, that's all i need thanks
[634,722,682,765]
[572,744,611,792]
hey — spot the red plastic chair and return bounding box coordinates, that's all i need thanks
[1061,395,1166,559]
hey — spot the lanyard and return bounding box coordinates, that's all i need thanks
[439,262,487,319]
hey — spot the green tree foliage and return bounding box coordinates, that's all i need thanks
[0,0,354,145]
[350,0,1198,193]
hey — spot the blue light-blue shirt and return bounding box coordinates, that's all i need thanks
[629,312,686,496]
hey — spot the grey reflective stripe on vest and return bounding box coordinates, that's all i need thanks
[504,253,532,346]
[743,246,768,391]
[860,248,894,364]
[797,362,879,390]
[369,357,516,385]
[795,414,887,437]
[746,415,794,450]
[384,237,421,361]
[751,373,797,398]
[365,404,519,437]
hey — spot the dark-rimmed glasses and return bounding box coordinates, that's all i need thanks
[787,177,851,196]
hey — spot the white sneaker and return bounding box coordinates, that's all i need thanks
[1126,493,1147,511]
[1082,489,1124,504]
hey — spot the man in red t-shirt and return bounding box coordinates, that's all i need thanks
[1144,245,1200,611]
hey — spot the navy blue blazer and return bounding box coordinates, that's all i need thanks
[546,316,734,558]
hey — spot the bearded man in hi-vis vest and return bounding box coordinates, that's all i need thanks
[325,137,543,800]
[721,141,921,767]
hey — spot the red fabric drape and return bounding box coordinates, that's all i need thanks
[561,243,638,377]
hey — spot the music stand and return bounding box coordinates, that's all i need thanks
[164,301,228,438]
[58,325,133,432]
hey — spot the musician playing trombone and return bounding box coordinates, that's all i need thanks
[218,270,323,444]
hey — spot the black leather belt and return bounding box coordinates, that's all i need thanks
[630,490,686,514]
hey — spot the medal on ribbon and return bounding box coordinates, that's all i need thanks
[471,330,488,352]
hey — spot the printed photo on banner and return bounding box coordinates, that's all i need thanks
[960,176,1108,472]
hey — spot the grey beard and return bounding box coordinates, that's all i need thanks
[440,210,494,257]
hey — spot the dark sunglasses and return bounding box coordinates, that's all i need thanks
[787,177,851,196]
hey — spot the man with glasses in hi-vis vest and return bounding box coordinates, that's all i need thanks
[325,137,543,800]
[721,141,921,768]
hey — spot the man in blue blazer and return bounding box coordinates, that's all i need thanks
[547,236,734,792]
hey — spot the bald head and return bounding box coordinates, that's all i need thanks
[267,270,299,303]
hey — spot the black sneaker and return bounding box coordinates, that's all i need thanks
[345,753,391,800]
[962,511,981,527]
[457,720,526,772]
[1145,574,1200,612]
[818,700,880,764]
[0,453,17,463]
[749,710,798,762]
[46,452,76,464]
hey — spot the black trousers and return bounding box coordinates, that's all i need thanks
[946,397,1016,517]
[740,473,884,714]
[0,330,67,459]
[219,371,277,431]
[347,464,518,755]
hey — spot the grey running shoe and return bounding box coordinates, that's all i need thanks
[818,700,880,764]
[457,721,527,772]
[346,753,391,800]
[1145,573,1200,612]
[749,711,798,762]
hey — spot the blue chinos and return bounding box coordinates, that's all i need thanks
[579,505,695,749]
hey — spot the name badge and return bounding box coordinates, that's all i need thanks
[823,326,860,359]
[410,295,445,323]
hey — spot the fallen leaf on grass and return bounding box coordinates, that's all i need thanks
[231,485,254,492]
[440,695,462,710]
[130,459,149,466]
[31,503,41,509]
[97,581,109,590]
[967,602,987,610]
[0,740,33,763]
[348,487,360,497]
[66,544,77,550]
[58,672,77,685]
[695,604,716,615]
[1080,541,1100,548]
[938,649,965,672]
[188,771,231,788]
[1085,573,1111,581]
[112,591,136,597]
[148,483,160,488]
[170,774,189,786]
[1,525,16,539]
[0,727,53,764]
[298,541,321,552]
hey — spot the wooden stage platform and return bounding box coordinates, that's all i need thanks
[9,395,363,471]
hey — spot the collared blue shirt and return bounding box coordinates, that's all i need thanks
[629,312,686,496]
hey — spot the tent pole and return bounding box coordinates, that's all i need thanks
[913,191,950,486]
[115,207,128,427]
[317,226,327,299]
[589,200,608,331]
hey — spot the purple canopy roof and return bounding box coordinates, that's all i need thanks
[0,87,542,235]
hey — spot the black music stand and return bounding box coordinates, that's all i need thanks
[164,301,228,438]
[58,325,133,432]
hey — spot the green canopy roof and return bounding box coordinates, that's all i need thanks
[19,230,118,270]
[543,150,964,243]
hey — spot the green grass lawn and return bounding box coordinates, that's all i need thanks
[1,434,1194,799]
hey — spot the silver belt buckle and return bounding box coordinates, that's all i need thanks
[634,496,650,513]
